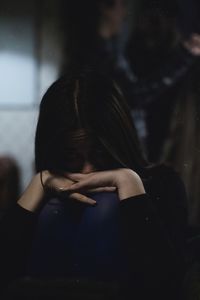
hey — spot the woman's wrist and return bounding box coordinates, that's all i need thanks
[17,172,46,212]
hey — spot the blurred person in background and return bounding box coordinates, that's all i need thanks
[62,0,132,79]
[160,61,200,300]
[161,55,200,227]
[126,0,200,161]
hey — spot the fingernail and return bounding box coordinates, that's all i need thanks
[92,202,97,206]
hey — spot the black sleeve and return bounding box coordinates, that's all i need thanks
[119,192,186,299]
[147,166,188,251]
[0,203,38,289]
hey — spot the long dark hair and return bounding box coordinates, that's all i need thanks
[35,70,148,176]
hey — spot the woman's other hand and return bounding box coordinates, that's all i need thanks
[67,168,146,201]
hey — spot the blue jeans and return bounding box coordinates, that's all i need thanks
[27,192,128,282]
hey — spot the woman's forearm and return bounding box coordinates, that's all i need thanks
[18,173,46,212]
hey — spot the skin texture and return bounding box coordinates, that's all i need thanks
[18,167,145,213]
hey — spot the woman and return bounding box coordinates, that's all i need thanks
[0,70,187,299]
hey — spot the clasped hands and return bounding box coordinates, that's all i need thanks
[18,168,145,212]
[42,168,145,205]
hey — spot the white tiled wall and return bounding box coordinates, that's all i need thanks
[0,0,64,192]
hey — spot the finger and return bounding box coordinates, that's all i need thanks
[87,187,116,193]
[68,193,97,206]
[45,175,74,189]
[46,183,73,195]
[65,173,90,181]
[67,177,98,191]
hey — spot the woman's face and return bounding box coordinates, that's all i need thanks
[62,130,94,172]
[60,129,119,173]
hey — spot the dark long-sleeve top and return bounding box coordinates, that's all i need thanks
[0,165,188,299]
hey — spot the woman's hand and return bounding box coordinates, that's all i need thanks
[66,168,146,201]
[17,171,116,212]
[41,171,99,206]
